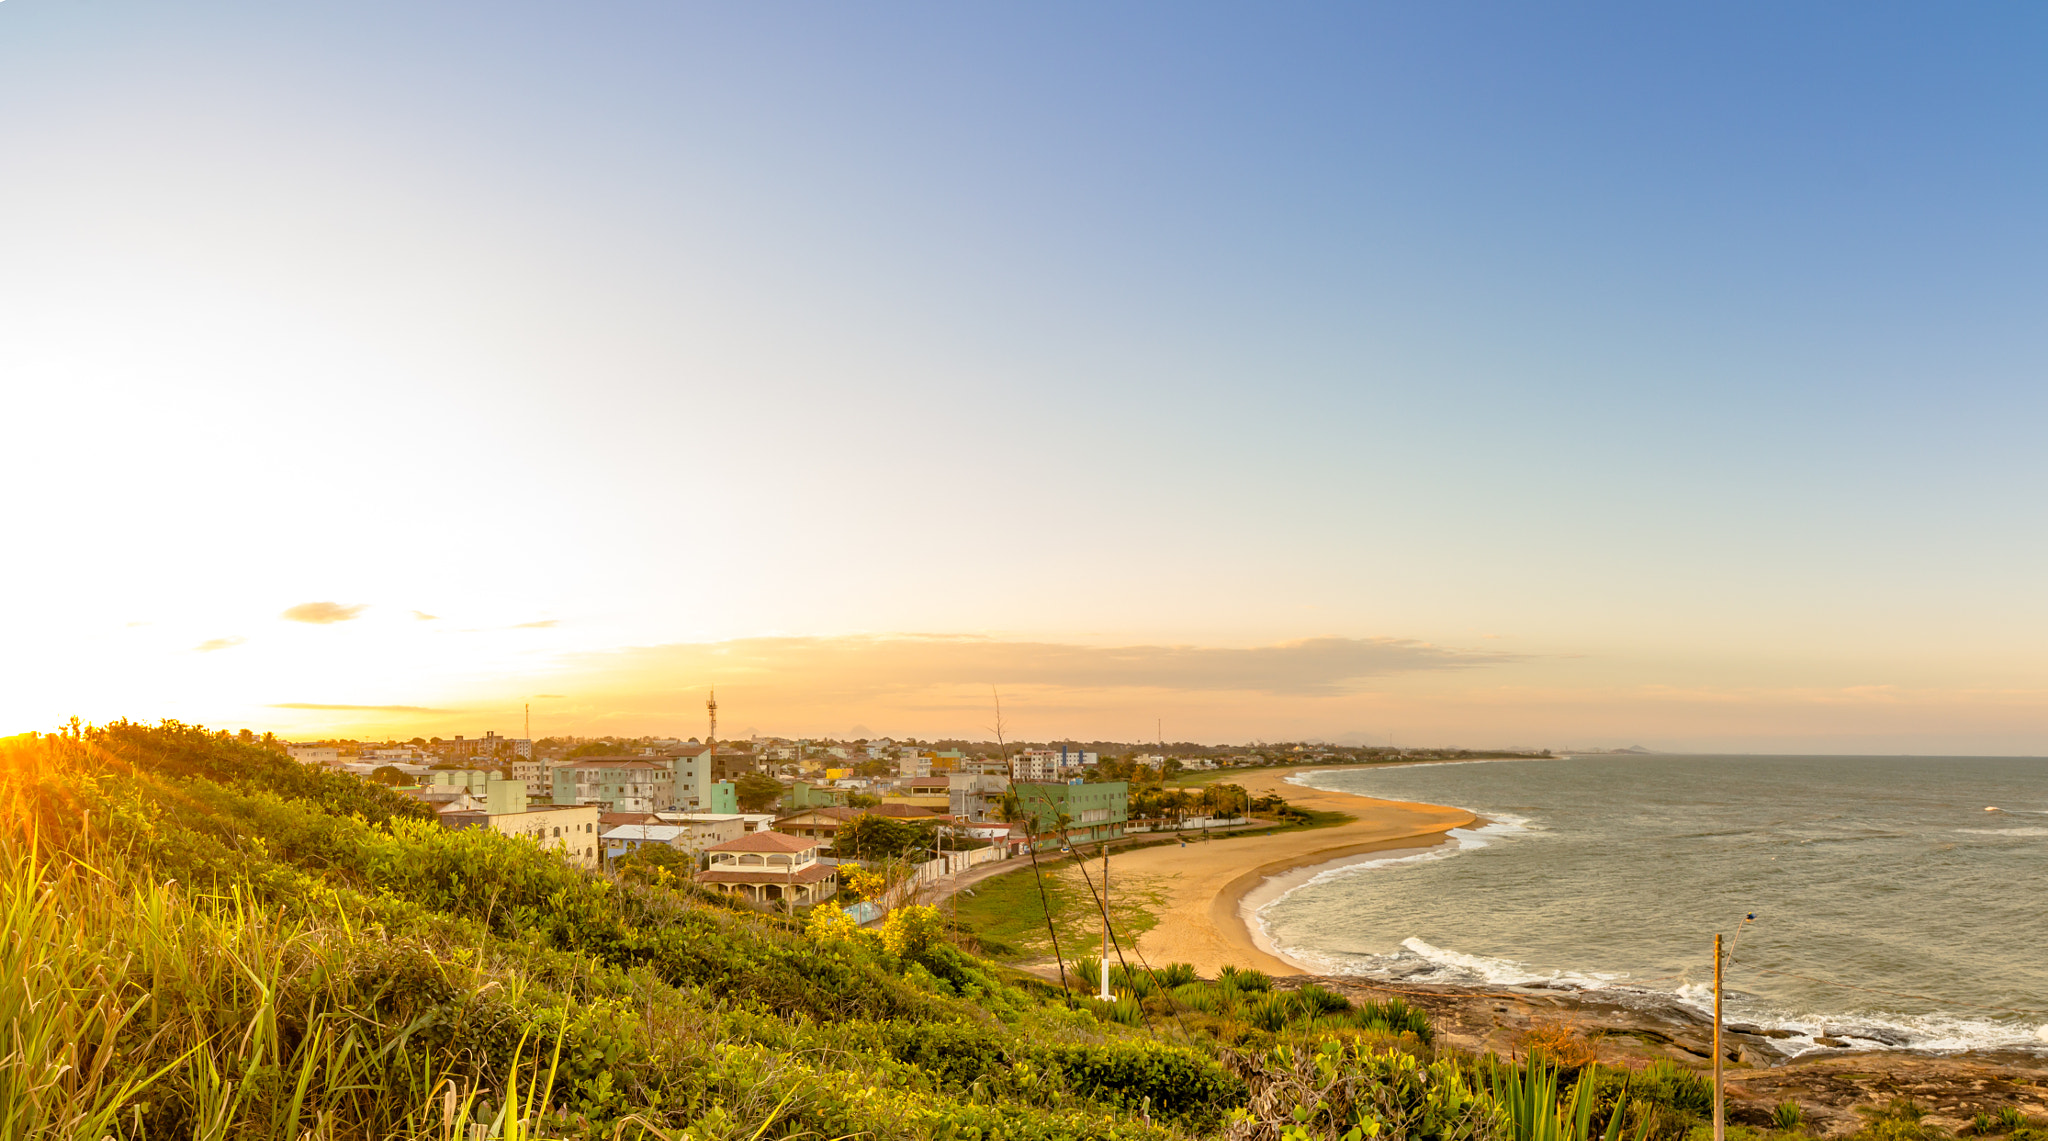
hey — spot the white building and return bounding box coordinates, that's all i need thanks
[288,745,340,766]
[1013,747,1098,782]
[949,772,1011,824]
[657,811,777,834]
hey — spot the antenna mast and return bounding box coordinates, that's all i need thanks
[707,689,718,745]
[524,703,530,741]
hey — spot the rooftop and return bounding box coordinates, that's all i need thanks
[707,830,818,854]
[601,824,687,842]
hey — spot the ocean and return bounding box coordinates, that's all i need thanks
[1256,754,2048,1055]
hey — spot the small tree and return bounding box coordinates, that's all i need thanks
[734,772,784,813]
[881,904,943,960]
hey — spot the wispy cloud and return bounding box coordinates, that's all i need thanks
[514,619,559,629]
[271,703,455,713]
[281,601,367,624]
[573,634,1513,699]
[412,610,439,621]
[195,636,246,653]
[534,693,567,698]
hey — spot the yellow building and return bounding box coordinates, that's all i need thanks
[444,803,603,869]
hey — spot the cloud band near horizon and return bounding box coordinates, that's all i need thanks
[569,634,1514,699]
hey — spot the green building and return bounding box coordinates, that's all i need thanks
[782,780,849,811]
[425,769,527,814]
[1012,780,1127,849]
[703,780,739,814]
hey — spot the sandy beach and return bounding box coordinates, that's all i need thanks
[1114,765,1475,977]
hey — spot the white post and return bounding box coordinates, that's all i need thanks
[1097,842,1115,1001]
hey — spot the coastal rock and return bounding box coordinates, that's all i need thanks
[1841,1027,1913,1047]
[1305,974,2048,1141]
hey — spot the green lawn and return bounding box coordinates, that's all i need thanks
[952,852,1167,965]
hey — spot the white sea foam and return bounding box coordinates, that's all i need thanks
[1718,1007,2048,1058]
[1302,937,2048,1057]
[1263,756,2048,1057]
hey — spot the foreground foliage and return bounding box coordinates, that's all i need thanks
[4,723,2029,1141]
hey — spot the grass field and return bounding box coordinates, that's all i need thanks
[952,850,1168,966]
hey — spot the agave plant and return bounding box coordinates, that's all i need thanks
[1487,1058,1641,1141]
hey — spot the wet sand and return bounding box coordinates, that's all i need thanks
[1115,765,1474,976]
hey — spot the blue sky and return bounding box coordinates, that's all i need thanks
[4,3,2046,748]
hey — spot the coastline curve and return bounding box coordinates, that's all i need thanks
[1117,764,1475,977]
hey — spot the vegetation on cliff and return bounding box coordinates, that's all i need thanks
[0,722,2038,1141]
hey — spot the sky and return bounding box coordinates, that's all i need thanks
[4,3,2047,752]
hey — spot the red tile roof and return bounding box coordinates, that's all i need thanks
[873,803,946,818]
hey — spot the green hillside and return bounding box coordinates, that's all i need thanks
[0,722,1808,1141]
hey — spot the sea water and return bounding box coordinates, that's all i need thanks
[1256,754,2048,1055]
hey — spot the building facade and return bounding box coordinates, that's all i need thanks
[948,772,1012,824]
[551,758,676,813]
[1011,780,1127,849]
[441,803,602,868]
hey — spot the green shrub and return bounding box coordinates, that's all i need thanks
[1351,997,1433,1041]
[1047,1039,1246,1130]
[1237,1040,1499,1141]
[1221,963,1274,992]
[1159,961,1200,987]
[1776,1101,1805,1132]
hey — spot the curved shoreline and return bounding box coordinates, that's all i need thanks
[1119,764,1475,976]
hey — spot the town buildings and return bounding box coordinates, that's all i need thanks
[1012,746,1099,782]
[601,816,744,860]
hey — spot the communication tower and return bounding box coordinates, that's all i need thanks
[706,689,718,745]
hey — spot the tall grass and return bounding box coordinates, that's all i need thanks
[0,831,482,1139]
[0,726,1212,1140]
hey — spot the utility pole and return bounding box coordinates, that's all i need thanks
[1713,932,1725,1141]
[1097,841,1113,1001]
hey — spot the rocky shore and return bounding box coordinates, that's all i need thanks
[1304,976,2048,1138]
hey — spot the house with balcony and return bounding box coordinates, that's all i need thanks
[695,831,836,908]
